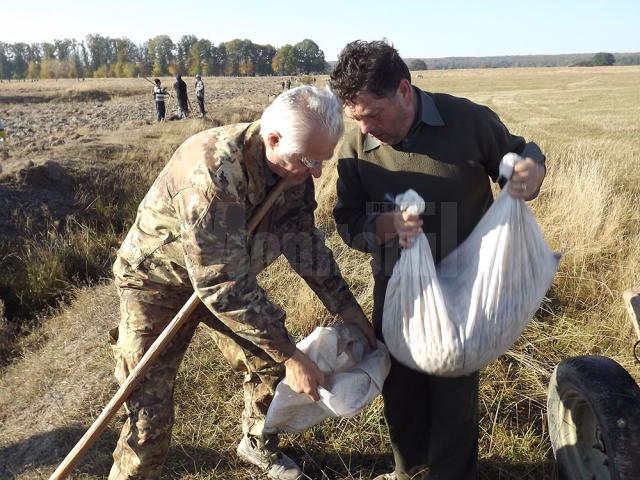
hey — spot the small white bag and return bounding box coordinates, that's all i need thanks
[263,324,390,433]
[382,153,560,376]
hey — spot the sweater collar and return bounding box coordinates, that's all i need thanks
[363,88,445,152]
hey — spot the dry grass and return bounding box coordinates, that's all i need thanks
[0,67,639,479]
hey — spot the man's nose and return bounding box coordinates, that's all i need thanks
[310,165,323,178]
[359,120,375,135]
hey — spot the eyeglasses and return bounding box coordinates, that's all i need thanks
[299,157,323,169]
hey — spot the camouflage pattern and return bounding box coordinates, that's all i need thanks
[108,287,284,479]
[110,121,358,479]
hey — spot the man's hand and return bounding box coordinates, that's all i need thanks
[338,303,377,348]
[508,157,545,201]
[284,350,325,401]
[376,210,423,248]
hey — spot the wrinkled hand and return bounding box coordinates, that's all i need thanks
[508,158,545,200]
[393,210,423,248]
[338,303,377,349]
[284,350,325,401]
[376,210,423,247]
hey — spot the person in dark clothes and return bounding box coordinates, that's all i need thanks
[173,74,189,119]
[329,40,546,480]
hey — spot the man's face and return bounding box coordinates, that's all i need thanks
[266,128,337,184]
[344,79,415,146]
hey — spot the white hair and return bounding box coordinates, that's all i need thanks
[260,85,343,156]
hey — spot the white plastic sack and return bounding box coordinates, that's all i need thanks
[382,153,560,376]
[263,324,390,434]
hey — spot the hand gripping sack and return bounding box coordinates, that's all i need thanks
[382,153,560,376]
[263,324,390,434]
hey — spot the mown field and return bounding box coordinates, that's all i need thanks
[1,66,639,479]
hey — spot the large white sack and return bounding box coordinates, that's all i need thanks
[382,154,560,376]
[263,324,390,434]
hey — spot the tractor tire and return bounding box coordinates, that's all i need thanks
[547,355,640,480]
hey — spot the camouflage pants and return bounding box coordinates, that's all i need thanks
[108,287,284,480]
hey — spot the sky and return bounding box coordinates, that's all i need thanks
[2,0,638,60]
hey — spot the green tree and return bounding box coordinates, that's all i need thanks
[113,37,138,77]
[86,34,115,75]
[210,43,227,76]
[591,52,615,66]
[253,44,276,76]
[71,41,87,78]
[408,59,427,71]
[147,35,175,76]
[42,42,56,60]
[294,39,326,73]
[177,35,198,73]
[272,44,298,75]
[9,43,29,79]
[53,39,74,61]
[188,39,214,75]
[223,39,258,76]
[0,42,9,80]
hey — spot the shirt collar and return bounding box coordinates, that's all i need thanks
[243,121,269,206]
[363,88,445,152]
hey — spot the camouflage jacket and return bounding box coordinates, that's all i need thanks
[113,121,357,362]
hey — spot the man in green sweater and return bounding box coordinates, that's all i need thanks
[329,40,546,480]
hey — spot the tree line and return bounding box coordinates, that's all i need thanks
[0,35,329,80]
[402,51,640,70]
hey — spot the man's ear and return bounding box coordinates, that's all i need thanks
[397,78,412,103]
[266,132,280,150]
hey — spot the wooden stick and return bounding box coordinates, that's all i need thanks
[50,178,289,480]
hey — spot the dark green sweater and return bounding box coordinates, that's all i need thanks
[333,88,544,288]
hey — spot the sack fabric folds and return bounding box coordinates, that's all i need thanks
[382,155,560,376]
[264,324,390,433]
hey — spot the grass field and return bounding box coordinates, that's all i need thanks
[1,66,639,479]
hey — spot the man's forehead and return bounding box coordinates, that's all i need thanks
[345,93,389,114]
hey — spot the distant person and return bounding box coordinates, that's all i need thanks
[285,78,291,90]
[281,80,286,91]
[173,74,189,119]
[195,74,205,117]
[153,78,168,122]
[0,119,6,163]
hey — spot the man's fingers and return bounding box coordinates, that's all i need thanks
[307,374,324,401]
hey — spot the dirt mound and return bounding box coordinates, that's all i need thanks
[0,95,53,104]
[0,160,78,242]
[0,90,113,105]
[16,160,75,191]
[56,89,113,103]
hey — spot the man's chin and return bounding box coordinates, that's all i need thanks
[284,172,311,185]
[291,174,311,185]
[371,134,393,145]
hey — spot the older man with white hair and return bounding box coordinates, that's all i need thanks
[109,85,376,480]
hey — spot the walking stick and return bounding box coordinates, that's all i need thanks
[50,178,290,480]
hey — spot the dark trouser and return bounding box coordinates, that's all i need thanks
[155,101,165,121]
[197,96,205,116]
[374,276,479,480]
[178,101,188,119]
